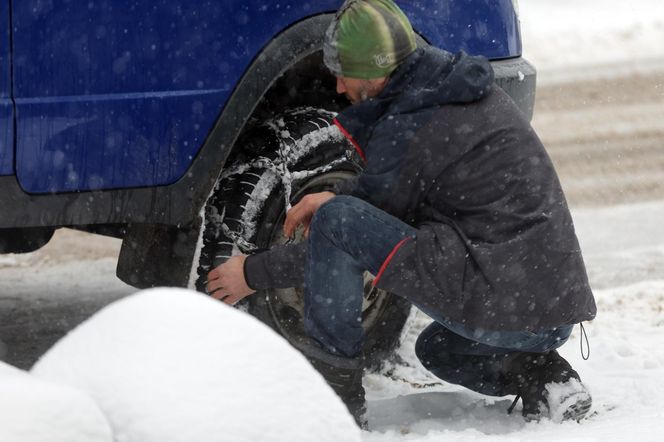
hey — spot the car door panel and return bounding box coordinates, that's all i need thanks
[0,1,12,176]
[12,0,233,193]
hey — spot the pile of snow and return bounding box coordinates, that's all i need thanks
[520,0,664,81]
[0,361,113,442]
[31,288,361,442]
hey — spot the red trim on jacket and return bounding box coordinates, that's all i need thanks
[373,237,412,287]
[333,117,367,163]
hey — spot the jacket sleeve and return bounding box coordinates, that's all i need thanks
[243,242,306,290]
[343,130,420,221]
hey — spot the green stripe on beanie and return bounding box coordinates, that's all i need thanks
[324,0,417,79]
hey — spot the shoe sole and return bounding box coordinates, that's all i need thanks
[544,378,592,423]
[560,393,592,422]
[548,388,592,423]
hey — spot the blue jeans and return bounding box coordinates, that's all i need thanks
[304,195,417,357]
[304,196,572,394]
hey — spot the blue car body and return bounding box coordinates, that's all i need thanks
[0,0,535,288]
[1,0,525,196]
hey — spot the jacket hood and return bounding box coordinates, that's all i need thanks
[388,47,494,112]
[336,46,494,148]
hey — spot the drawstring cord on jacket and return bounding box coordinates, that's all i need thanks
[580,322,590,360]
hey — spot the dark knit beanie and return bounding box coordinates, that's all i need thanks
[324,0,417,79]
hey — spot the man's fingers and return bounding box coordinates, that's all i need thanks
[210,287,229,300]
[284,199,315,237]
[207,268,220,281]
[206,276,225,295]
[284,192,334,236]
[283,213,294,238]
[283,209,293,237]
[205,254,253,303]
[284,202,305,237]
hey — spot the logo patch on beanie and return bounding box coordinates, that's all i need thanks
[373,52,396,68]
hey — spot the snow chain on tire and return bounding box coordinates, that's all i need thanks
[195,107,356,292]
[194,107,411,368]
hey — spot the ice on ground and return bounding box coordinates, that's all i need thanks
[32,288,361,442]
[0,361,113,442]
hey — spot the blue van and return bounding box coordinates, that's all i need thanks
[0,0,535,363]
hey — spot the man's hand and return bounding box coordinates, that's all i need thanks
[283,191,335,238]
[207,255,256,305]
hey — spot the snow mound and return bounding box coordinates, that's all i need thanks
[31,288,361,442]
[0,361,113,442]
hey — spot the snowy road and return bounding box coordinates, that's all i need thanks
[0,232,131,369]
[534,71,664,208]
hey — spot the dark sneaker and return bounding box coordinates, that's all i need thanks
[505,350,592,422]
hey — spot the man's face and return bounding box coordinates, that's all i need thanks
[336,76,388,104]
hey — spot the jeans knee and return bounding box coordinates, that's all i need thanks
[310,195,363,238]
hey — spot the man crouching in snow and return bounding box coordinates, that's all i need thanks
[206,0,597,428]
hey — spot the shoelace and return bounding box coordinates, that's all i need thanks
[507,395,521,415]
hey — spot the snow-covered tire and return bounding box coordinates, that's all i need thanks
[195,108,411,366]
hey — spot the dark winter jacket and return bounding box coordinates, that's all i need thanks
[245,46,597,332]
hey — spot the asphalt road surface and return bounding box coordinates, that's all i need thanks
[533,70,664,207]
[1,70,663,370]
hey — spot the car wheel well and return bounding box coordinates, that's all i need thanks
[240,50,348,136]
